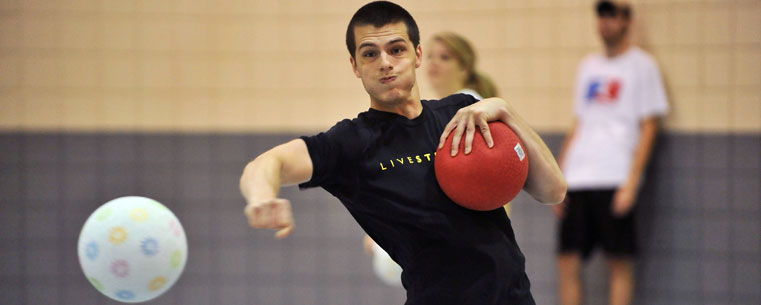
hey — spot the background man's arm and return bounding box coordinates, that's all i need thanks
[612,117,659,216]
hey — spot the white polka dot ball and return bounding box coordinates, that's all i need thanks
[78,196,187,303]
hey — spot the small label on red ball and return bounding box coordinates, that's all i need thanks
[514,143,526,161]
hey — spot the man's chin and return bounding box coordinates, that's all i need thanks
[376,89,409,104]
[602,34,625,47]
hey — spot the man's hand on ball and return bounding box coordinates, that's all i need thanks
[244,198,294,238]
[438,98,512,157]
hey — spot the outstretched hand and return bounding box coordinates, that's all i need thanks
[244,198,294,238]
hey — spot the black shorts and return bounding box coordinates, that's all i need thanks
[557,189,637,259]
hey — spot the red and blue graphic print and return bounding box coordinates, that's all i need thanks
[585,78,621,104]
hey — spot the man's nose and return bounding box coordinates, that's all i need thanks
[380,52,393,71]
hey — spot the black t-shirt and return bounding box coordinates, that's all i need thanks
[299,94,535,305]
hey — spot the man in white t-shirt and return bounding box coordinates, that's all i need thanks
[554,1,668,305]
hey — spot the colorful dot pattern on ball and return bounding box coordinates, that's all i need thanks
[88,277,103,291]
[169,220,182,237]
[95,207,112,221]
[110,259,129,278]
[85,241,98,261]
[79,197,188,302]
[149,276,167,291]
[171,250,183,269]
[115,290,135,300]
[141,238,159,256]
[109,226,128,245]
[130,208,149,222]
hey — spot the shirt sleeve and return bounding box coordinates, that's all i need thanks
[638,56,669,118]
[298,119,355,189]
[441,93,479,108]
[460,93,479,107]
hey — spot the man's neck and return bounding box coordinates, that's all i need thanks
[370,86,423,120]
[375,100,423,119]
[605,40,631,58]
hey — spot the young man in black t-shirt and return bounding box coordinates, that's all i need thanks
[239,2,567,304]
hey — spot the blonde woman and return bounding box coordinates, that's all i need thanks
[426,32,498,100]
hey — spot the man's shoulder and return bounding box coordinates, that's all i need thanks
[303,117,369,158]
[627,47,659,69]
[325,113,388,143]
[315,117,364,140]
[580,52,604,65]
[577,53,605,74]
[329,117,359,130]
[424,93,478,111]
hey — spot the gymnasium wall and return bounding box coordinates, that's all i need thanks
[1,1,760,305]
[0,0,758,133]
[1,133,759,305]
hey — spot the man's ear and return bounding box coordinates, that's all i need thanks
[350,56,361,78]
[414,44,423,68]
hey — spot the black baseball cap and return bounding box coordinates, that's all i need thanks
[596,0,632,19]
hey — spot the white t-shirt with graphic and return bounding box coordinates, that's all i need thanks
[563,47,669,190]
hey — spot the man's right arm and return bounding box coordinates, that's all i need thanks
[239,139,313,238]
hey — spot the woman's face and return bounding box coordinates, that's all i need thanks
[426,40,467,93]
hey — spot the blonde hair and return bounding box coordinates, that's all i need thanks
[431,32,498,98]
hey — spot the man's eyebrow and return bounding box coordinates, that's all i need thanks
[358,42,377,50]
[388,38,406,45]
[358,38,407,51]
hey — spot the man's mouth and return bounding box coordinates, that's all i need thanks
[380,76,397,84]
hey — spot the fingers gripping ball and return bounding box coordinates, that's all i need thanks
[435,122,529,211]
[78,196,187,303]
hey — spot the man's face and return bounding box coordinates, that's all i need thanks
[350,22,422,106]
[597,15,629,47]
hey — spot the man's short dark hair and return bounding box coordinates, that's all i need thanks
[596,0,632,20]
[345,1,420,59]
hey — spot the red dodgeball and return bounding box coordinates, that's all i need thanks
[435,121,529,211]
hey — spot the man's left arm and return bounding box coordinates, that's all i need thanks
[612,117,659,216]
[438,97,567,204]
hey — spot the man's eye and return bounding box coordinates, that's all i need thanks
[392,48,403,54]
[364,52,376,58]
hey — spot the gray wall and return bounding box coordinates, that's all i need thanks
[514,134,761,305]
[1,132,759,305]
